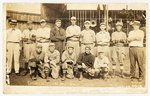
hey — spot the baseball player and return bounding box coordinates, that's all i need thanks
[96,22,110,60]
[111,22,127,78]
[44,43,60,82]
[36,19,51,52]
[128,21,145,82]
[94,50,110,80]
[28,44,45,80]
[50,19,66,56]
[66,16,81,58]
[22,21,36,75]
[61,45,76,81]
[80,20,95,56]
[6,19,22,76]
[77,46,95,81]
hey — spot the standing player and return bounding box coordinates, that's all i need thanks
[111,22,127,78]
[36,19,51,52]
[128,21,145,82]
[80,20,95,56]
[66,16,81,58]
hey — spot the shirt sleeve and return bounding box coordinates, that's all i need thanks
[62,51,67,62]
[76,53,83,65]
[66,27,73,38]
[94,58,98,68]
[106,32,110,42]
[92,31,96,42]
[111,32,115,41]
[51,51,60,64]
[44,52,49,63]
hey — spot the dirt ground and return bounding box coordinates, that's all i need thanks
[8,47,146,87]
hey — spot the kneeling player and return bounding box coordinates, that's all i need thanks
[61,45,76,81]
[28,45,45,80]
[77,46,95,81]
[94,50,110,80]
[44,43,60,82]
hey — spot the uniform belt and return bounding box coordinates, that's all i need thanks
[24,42,35,44]
[37,41,49,43]
[81,43,93,45]
[97,44,108,46]
[130,46,143,48]
[68,39,79,42]
[7,41,19,43]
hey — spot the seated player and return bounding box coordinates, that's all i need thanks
[44,43,60,82]
[94,50,110,80]
[61,45,76,81]
[76,46,95,81]
[28,44,45,80]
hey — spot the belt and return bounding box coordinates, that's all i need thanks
[68,39,79,42]
[37,41,49,43]
[24,42,35,44]
[7,41,19,43]
[81,43,93,45]
[97,44,109,46]
[130,46,143,48]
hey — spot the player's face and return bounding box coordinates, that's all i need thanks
[40,22,46,27]
[84,23,90,29]
[71,19,76,25]
[68,48,74,54]
[116,26,122,32]
[85,48,90,54]
[55,22,61,27]
[11,24,16,28]
[100,25,106,31]
[98,52,104,58]
[27,24,33,30]
[49,46,55,52]
[36,47,42,53]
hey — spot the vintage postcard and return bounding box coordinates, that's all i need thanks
[3,2,148,94]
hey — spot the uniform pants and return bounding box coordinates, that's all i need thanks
[44,63,60,79]
[67,41,80,58]
[129,47,145,78]
[62,62,74,78]
[37,42,49,53]
[23,43,36,62]
[7,43,20,74]
[81,44,95,56]
[112,46,126,70]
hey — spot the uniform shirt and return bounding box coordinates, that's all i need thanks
[50,26,66,42]
[80,29,95,44]
[66,25,81,41]
[111,31,127,46]
[22,29,36,43]
[30,51,45,63]
[128,29,144,47]
[94,56,110,68]
[44,50,60,64]
[77,52,95,68]
[96,31,110,46]
[62,50,76,63]
[36,27,51,42]
[7,28,22,42]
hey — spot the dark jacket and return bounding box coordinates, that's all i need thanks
[77,52,95,68]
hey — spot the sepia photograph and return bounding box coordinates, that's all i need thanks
[3,2,147,94]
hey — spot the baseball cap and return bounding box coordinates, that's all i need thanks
[84,20,91,25]
[85,46,91,50]
[100,22,106,26]
[40,19,46,23]
[116,22,123,26]
[131,21,141,26]
[10,19,17,25]
[71,16,76,20]
[49,43,55,47]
